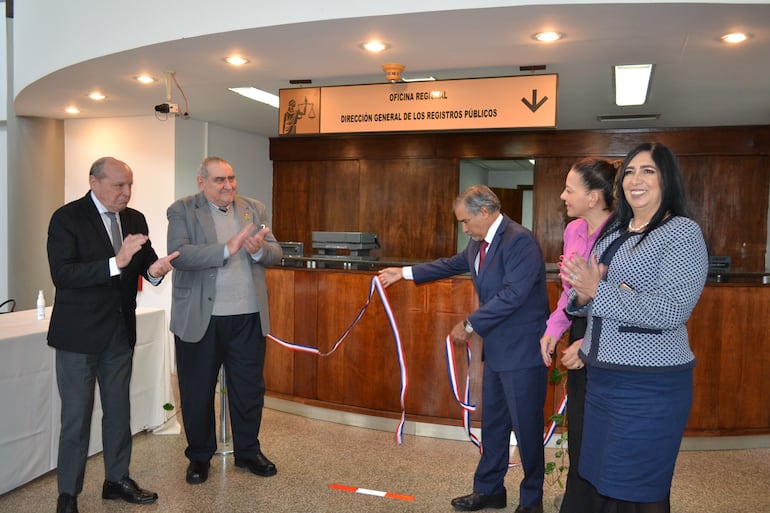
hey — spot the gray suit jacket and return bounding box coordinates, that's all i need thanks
[167,192,282,342]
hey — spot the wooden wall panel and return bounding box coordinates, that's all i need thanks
[264,269,295,395]
[533,157,576,262]
[687,285,770,434]
[359,159,459,259]
[271,127,770,161]
[291,271,320,398]
[272,161,310,246]
[272,126,770,271]
[272,160,360,254]
[680,156,769,272]
[315,273,402,411]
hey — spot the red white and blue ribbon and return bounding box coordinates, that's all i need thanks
[544,393,568,445]
[444,335,481,450]
[267,276,409,443]
[444,334,569,460]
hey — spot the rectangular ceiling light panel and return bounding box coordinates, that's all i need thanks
[614,64,653,106]
[229,87,280,108]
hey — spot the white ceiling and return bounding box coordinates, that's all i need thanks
[14,3,770,138]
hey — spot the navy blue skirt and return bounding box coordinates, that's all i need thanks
[578,366,692,502]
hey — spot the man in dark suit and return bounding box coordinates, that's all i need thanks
[379,185,549,513]
[167,156,282,485]
[47,156,178,513]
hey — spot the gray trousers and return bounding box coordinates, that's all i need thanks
[55,319,133,495]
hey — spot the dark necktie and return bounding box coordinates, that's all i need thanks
[105,212,122,255]
[479,240,489,269]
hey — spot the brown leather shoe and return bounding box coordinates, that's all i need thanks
[56,494,79,513]
[102,476,158,504]
[451,491,507,511]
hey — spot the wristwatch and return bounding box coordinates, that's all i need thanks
[463,319,474,333]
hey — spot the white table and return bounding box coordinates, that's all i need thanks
[0,307,177,495]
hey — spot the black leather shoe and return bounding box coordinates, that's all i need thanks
[186,460,210,484]
[56,493,79,513]
[514,503,544,513]
[102,476,158,504]
[451,491,507,511]
[234,450,277,476]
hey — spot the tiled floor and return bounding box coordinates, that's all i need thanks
[2,400,769,513]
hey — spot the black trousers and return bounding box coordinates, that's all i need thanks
[56,317,133,495]
[560,366,589,513]
[175,313,266,462]
[560,316,591,513]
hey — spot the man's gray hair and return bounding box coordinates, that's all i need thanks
[198,156,231,178]
[454,185,501,215]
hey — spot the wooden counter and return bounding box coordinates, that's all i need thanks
[264,268,770,436]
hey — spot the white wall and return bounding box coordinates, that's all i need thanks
[0,125,7,308]
[1,10,8,307]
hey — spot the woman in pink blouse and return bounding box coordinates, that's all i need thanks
[540,157,618,513]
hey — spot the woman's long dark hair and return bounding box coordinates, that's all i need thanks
[598,142,691,245]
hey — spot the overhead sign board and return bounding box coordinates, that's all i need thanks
[278,74,557,136]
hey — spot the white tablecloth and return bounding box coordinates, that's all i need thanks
[0,307,177,495]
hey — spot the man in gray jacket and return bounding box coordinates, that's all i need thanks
[167,156,282,485]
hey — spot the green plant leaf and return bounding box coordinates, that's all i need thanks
[549,367,564,385]
[548,413,564,425]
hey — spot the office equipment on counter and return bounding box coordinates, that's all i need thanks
[312,231,380,258]
[279,241,304,257]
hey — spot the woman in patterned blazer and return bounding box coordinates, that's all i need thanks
[559,142,708,513]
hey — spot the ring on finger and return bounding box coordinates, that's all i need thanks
[570,273,577,280]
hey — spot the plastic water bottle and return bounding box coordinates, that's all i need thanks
[36,290,46,320]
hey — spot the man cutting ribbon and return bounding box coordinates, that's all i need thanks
[379,184,549,513]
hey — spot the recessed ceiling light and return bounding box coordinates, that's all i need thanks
[64,106,80,114]
[720,32,751,44]
[228,87,279,108]
[614,64,654,106]
[88,92,106,101]
[360,41,390,53]
[224,56,249,66]
[533,32,563,42]
[135,75,156,84]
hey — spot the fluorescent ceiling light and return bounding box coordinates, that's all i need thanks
[614,64,653,106]
[598,114,660,122]
[228,87,279,108]
[401,76,436,82]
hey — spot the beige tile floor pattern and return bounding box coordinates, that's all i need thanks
[2,403,769,513]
